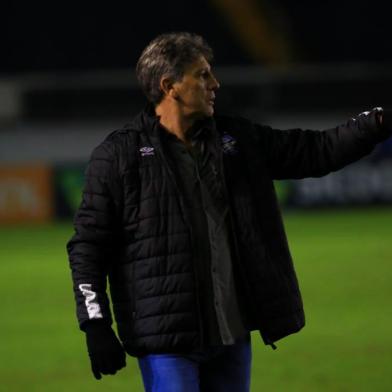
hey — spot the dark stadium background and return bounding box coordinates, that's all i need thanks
[1,1,391,391]
[2,1,392,71]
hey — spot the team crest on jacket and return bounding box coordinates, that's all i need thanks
[221,133,238,155]
[139,146,155,156]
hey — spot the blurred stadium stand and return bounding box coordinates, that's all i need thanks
[1,63,392,159]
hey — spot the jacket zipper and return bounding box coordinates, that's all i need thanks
[148,134,205,350]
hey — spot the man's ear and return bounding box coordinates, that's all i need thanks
[160,76,179,100]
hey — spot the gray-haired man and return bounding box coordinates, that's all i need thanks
[67,32,390,391]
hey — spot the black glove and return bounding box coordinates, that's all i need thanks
[84,321,126,380]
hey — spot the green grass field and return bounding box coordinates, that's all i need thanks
[1,208,391,391]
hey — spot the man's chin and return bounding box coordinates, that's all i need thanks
[205,105,215,117]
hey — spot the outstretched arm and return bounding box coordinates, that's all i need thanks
[253,107,391,180]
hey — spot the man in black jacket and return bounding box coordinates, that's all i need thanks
[67,32,391,391]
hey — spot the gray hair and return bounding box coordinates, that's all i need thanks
[136,32,213,104]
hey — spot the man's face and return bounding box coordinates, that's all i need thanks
[172,56,220,119]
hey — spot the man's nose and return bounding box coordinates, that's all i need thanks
[210,74,220,90]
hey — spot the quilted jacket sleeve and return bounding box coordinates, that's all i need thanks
[253,108,392,180]
[67,140,122,330]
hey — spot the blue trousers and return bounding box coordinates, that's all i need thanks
[137,334,252,392]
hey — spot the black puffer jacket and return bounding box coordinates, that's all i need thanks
[67,106,390,356]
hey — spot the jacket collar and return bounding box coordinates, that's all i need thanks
[125,102,217,141]
[124,102,160,137]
